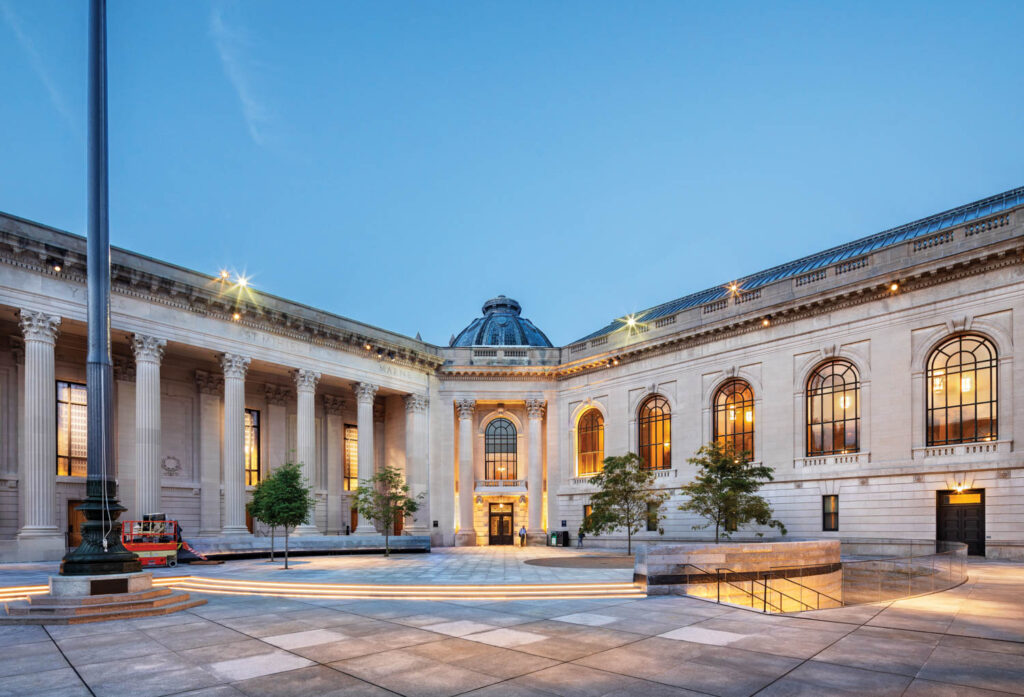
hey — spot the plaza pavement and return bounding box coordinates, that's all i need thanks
[1,549,1023,697]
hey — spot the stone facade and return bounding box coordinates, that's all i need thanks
[0,187,1022,561]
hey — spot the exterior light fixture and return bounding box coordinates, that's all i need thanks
[236,275,249,288]
[890,282,899,293]
[53,263,62,272]
[364,343,372,351]
[762,317,771,327]
[626,315,637,328]
[376,348,385,359]
[232,312,241,321]
[219,269,230,280]
[388,351,397,361]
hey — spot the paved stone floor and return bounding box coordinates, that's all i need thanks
[1,555,1023,696]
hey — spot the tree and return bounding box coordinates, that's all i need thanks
[249,462,313,569]
[581,453,669,555]
[679,441,787,543]
[353,465,422,556]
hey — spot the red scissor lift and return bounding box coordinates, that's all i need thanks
[122,519,180,567]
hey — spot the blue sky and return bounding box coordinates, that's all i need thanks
[1,1,1022,346]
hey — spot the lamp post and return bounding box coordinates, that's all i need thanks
[60,0,140,576]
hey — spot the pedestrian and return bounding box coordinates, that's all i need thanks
[577,527,585,548]
[519,525,527,547]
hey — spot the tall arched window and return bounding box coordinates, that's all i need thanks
[807,360,860,456]
[927,334,997,445]
[577,409,604,476]
[638,395,671,470]
[484,418,517,480]
[713,379,754,457]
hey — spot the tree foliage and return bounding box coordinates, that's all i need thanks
[246,462,313,569]
[679,442,786,543]
[353,465,422,556]
[580,453,669,554]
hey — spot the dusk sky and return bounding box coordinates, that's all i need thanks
[1,1,1021,346]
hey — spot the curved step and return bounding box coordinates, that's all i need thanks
[0,593,205,625]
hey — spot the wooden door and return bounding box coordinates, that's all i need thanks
[67,499,85,549]
[937,489,985,556]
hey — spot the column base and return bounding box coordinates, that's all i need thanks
[12,532,66,562]
[404,526,431,537]
[291,524,321,536]
[454,530,477,547]
[351,525,379,536]
[219,526,252,537]
[526,532,547,546]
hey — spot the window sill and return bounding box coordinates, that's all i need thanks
[796,452,868,468]
[912,440,1011,461]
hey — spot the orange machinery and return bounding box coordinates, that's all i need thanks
[121,519,180,567]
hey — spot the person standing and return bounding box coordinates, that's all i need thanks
[518,525,527,547]
[577,528,585,548]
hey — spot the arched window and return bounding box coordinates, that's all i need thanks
[484,418,517,480]
[638,395,671,470]
[577,409,604,476]
[713,379,754,458]
[807,360,860,456]
[927,334,997,445]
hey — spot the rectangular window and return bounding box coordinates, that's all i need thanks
[244,409,260,486]
[56,381,87,476]
[823,495,839,531]
[344,425,358,491]
[583,504,592,524]
[647,501,660,532]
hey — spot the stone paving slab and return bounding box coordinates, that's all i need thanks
[0,556,1021,696]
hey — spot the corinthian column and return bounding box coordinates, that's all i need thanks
[132,335,166,517]
[404,394,429,535]
[526,398,546,543]
[351,382,378,535]
[455,399,476,546]
[292,369,321,535]
[221,353,250,536]
[17,311,62,547]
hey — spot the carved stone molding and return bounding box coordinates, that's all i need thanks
[404,394,428,413]
[220,353,250,380]
[322,394,346,415]
[195,370,224,395]
[456,399,476,420]
[292,368,321,392]
[161,456,183,476]
[525,399,546,419]
[264,383,292,406]
[113,356,136,382]
[353,382,378,405]
[132,334,166,363]
[19,310,60,344]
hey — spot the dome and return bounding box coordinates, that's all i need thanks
[450,295,553,347]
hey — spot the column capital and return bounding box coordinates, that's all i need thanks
[353,382,378,404]
[525,398,546,419]
[19,310,60,344]
[131,334,166,363]
[220,353,251,379]
[264,383,293,406]
[292,368,321,393]
[456,399,476,420]
[114,355,136,383]
[195,369,224,395]
[323,394,346,415]
[404,394,428,413]
[373,402,385,423]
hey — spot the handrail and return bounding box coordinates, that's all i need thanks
[716,566,815,613]
[677,563,787,613]
[768,565,843,607]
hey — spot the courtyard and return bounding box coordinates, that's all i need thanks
[2,549,1024,696]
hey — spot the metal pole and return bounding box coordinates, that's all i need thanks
[61,0,140,576]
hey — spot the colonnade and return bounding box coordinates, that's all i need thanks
[14,307,430,541]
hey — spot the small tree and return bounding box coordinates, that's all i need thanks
[353,465,422,556]
[256,462,313,569]
[679,441,786,543]
[246,478,276,562]
[581,453,669,555]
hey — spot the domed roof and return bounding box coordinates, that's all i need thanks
[450,295,553,348]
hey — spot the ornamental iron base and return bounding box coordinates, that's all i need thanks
[60,478,141,576]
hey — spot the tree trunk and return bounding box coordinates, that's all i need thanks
[627,527,632,556]
[284,528,290,569]
[270,525,275,562]
[385,532,390,557]
[715,521,720,544]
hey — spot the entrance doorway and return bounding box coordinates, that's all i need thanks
[488,503,514,545]
[67,499,85,549]
[937,489,985,556]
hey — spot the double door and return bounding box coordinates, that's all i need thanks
[937,489,985,556]
[489,503,514,545]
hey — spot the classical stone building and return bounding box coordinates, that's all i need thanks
[1,186,1022,561]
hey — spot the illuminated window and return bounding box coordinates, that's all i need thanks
[638,395,671,470]
[577,409,604,476]
[806,359,860,456]
[244,409,260,486]
[343,425,358,491]
[822,495,839,531]
[583,504,592,524]
[56,381,87,477]
[484,418,517,480]
[927,334,997,446]
[713,379,755,458]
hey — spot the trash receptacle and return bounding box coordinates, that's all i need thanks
[548,532,559,546]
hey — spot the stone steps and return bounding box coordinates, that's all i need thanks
[0,589,205,625]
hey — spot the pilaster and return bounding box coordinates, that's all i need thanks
[292,368,321,535]
[220,353,250,536]
[351,382,378,535]
[132,335,166,517]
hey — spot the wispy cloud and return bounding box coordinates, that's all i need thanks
[209,4,273,146]
[0,1,76,132]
